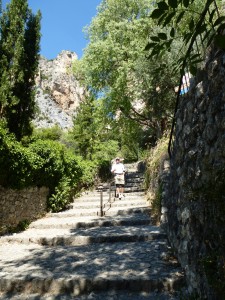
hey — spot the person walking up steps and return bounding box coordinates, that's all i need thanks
[111,157,125,199]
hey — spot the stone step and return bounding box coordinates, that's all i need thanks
[125,178,144,184]
[126,173,144,178]
[0,225,166,246]
[48,206,151,218]
[124,187,145,193]
[0,169,185,298]
[71,200,147,210]
[0,241,184,296]
[124,182,144,188]
[0,291,180,300]
[77,192,145,201]
[28,215,151,230]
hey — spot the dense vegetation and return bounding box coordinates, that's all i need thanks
[0,0,41,140]
[73,0,179,159]
[73,0,225,162]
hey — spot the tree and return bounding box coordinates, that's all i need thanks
[0,0,41,140]
[72,93,120,161]
[74,0,178,144]
[145,0,225,76]
[72,96,97,159]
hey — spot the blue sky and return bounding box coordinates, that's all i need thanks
[2,0,102,59]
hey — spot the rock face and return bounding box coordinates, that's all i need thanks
[34,50,85,129]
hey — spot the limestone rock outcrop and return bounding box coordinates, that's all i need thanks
[34,50,85,129]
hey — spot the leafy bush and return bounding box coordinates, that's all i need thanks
[28,140,66,189]
[76,158,97,189]
[0,126,84,211]
[28,140,83,211]
[0,126,41,188]
[0,123,116,212]
[32,126,63,141]
[47,178,72,212]
[97,159,112,182]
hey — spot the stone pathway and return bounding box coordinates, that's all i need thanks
[0,165,184,299]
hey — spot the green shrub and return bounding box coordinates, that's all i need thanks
[47,178,72,212]
[28,140,66,189]
[0,126,84,212]
[32,126,63,141]
[0,126,41,188]
[76,158,97,189]
[97,159,112,182]
[7,219,31,234]
[28,140,83,211]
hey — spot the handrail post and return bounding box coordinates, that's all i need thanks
[109,182,111,203]
[99,185,103,217]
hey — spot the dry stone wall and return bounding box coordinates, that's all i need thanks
[161,45,225,299]
[0,186,49,235]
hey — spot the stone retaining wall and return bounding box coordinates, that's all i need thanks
[0,186,49,235]
[161,45,225,299]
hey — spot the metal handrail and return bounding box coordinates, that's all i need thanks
[97,179,116,217]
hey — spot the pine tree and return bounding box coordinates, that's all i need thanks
[0,0,41,140]
[72,96,97,160]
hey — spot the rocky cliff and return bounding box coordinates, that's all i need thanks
[33,50,85,129]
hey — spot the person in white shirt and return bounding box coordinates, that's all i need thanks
[111,157,125,199]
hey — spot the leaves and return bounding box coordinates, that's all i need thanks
[145,42,157,50]
[163,11,176,26]
[214,34,225,50]
[158,32,167,40]
[183,0,189,8]
[189,18,195,31]
[189,64,197,75]
[170,27,175,37]
[157,1,169,10]
[214,16,225,27]
[151,9,165,19]
[168,0,178,9]
[147,0,225,75]
[150,35,160,42]
[176,11,185,24]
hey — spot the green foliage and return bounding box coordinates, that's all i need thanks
[146,0,225,76]
[28,140,68,189]
[0,126,41,188]
[7,219,30,234]
[72,96,97,159]
[74,0,175,150]
[97,159,112,182]
[0,125,85,212]
[93,139,119,163]
[0,0,41,140]
[32,126,63,141]
[47,178,72,212]
[71,158,96,189]
[72,94,120,164]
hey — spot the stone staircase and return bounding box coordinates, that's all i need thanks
[0,163,184,299]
